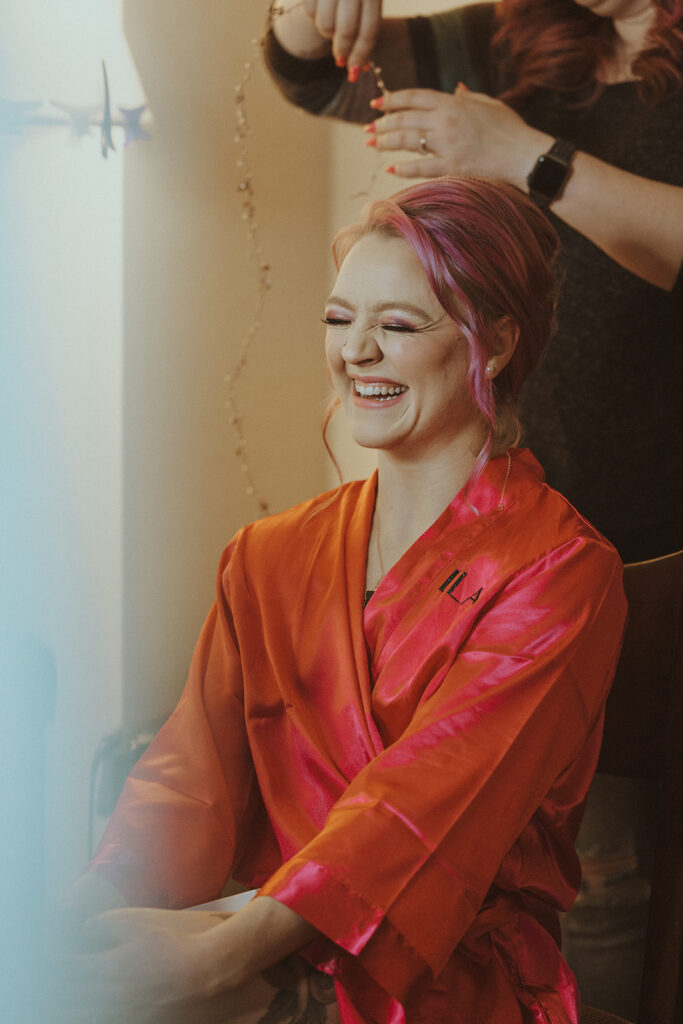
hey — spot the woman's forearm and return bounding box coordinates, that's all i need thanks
[507,125,683,290]
[545,152,683,291]
[495,117,683,290]
[200,896,319,993]
[372,87,683,291]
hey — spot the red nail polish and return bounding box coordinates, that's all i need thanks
[386,165,396,175]
[369,96,384,110]
[458,80,470,92]
[363,122,376,134]
[348,65,360,83]
[365,136,377,148]
[335,56,347,68]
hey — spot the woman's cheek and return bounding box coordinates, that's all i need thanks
[325,334,345,377]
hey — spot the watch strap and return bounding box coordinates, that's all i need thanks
[546,138,576,166]
[527,137,576,206]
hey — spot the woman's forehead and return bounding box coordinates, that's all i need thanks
[332,233,442,312]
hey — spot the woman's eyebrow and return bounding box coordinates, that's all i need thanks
[324,296,431,320]
[324,294,352,309]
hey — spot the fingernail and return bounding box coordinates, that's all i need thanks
[457,80,469,92]
[386,165,396,175]
[369,96,384,110]
[362,63,371,72]
[348,65,360,83]
[363,122,376,134]
[335,56,346,69]
[365,136,377,147]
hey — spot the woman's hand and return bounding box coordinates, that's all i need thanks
[52,872,128,953]
[302,0,383,71]
[276,1,383,74]
[55,907,236,1024]
[368,84,683,288]
[53,897,319,1024]
[368,85,550,186]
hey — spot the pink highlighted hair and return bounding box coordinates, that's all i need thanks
[494,0,683,109]
[330,176,560,480]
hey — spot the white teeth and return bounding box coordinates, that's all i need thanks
[355,381,407,400]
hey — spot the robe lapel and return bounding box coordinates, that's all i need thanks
[364,451,542,676]
[339,472,386,756]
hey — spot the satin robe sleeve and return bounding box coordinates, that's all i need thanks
[259,537,626,1007]
[87,541,267,909]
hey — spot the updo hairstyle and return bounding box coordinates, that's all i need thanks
[332,176,560,473]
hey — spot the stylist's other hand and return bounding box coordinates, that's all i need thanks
[303,0,383,75]
[368,85,549,187]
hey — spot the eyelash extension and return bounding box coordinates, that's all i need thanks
[321,317,417,333]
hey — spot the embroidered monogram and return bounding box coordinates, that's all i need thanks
[439,568,483,606]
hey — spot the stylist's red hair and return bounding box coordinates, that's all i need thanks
[494,0,683,108]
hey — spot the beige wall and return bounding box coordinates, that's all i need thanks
[121,1,332,724]
[4,0,471,892]
[120,2,475,724]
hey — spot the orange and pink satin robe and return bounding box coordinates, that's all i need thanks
[89,449,626,1023]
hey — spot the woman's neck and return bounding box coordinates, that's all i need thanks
[365,433,485,591]
[601,4,656,82]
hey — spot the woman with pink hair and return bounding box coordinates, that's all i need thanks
[266,0,683,564]
[62,179,625,1024]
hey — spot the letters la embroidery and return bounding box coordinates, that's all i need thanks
[439,569,483,606]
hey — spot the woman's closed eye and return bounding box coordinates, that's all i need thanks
[381,322,417,333]
[322,316,418,333]
[321,315,351,327]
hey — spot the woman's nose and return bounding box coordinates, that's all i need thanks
[341,325,382,366]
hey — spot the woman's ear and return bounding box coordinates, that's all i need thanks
[484,316,519,380]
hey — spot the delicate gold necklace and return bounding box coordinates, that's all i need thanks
[497,450,512,512]
[375,514,387,583]
[370,450,512,589]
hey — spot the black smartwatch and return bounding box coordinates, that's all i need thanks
[527,138,576,207]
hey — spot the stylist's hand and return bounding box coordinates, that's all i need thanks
[55,907,235,1024]
[302,0,383,74]
[367,85,550,187]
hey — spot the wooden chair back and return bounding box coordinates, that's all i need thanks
[584,549,683,1024]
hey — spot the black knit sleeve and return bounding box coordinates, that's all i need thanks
[669,257,683,298]
[262,29,346,116]
[406,17,442,91]
[426,3,500,96]
[262,18,422,125]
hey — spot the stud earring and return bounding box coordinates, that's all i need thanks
[486,364,495,376]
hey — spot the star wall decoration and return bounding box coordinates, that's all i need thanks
[0,61,150,157]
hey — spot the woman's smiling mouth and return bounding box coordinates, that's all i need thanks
[353,379,408,401]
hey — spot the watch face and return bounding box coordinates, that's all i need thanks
[528,154,567,198]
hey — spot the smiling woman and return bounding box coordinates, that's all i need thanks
[324,234,481,461]
[62,178,626,1024]
[326,177,557,477]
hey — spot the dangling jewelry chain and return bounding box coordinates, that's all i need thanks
[229,3,386,516]
[349,62,387,200]
[226,8,282,517]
